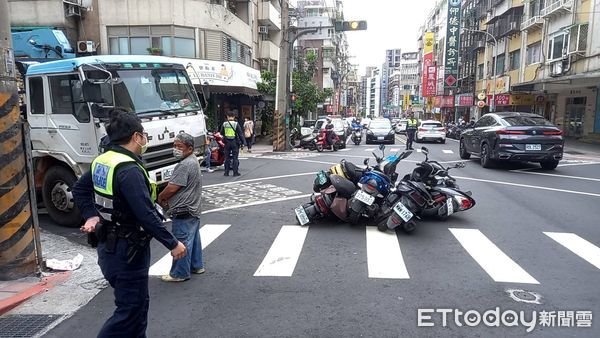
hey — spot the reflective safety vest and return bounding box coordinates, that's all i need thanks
[91,150,157,222]
[222,120,238,139]
[407,118,418,129]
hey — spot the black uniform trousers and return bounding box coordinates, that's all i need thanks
[406,129,416,150]
[224,139,240,174]
[97,238,151,338]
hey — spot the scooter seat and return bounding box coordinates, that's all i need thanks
[329,174,356,199]
[342,160,365,184]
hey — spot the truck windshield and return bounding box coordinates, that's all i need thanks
[85,68,201,115]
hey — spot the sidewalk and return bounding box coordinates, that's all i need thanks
[0,231,105,337]
[564,138,600,158]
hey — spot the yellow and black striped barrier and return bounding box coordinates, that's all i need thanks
[0,85,37,279]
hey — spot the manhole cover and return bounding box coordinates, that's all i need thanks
[506,289,542,304]
[0,314,61,338]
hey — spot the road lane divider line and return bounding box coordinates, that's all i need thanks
[449,228,539,284]
[510,170,600,182]
[366,227,410,279]
[442,150,454,154]
[203,194,312,214]
[204,172,315,188]
[149,224,231,276]
[453,176,600,198]
[544,232,600,270]
[254,225,309,277]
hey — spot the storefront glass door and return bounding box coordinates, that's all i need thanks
[564,97,586,138]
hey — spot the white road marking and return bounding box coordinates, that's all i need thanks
[453,176,600,198]
[203,194,312,214]
[449,228,539,284]
[254,225,309,277]
[366,227,410,279]
[558,162,600,167]
[390,148,400,152]
[544,232,600,270]
[509,170,600,182]
[442,150,454,154]
[416,149,422,153]
[204,172,315,188]
[364,148,375,151]
[149,224,231,276]
[338,148,351,152]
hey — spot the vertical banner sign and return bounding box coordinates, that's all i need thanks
[444,0,461,88]
[422,32,436,97]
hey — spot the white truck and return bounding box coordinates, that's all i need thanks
[20,55,207,227]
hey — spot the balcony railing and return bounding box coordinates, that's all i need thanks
[541,0,573,18]
[521,15,544,31]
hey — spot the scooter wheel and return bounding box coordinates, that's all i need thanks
[377,223,388,232]
[402,220,416,234]
[316,144,324,152]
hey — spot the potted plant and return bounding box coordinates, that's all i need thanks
[147,47,162,56]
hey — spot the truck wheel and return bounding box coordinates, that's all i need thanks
[42,166,82,227]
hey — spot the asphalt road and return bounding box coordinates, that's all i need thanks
[43,134,600,337]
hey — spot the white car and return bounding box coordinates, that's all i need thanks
[394,119,408,134]
[416,120,446,144]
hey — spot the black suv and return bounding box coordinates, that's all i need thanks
[459,112,564,169]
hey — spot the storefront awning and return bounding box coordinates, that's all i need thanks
[177,58,262,97]
[202,85,261,97]
[511,70,600,92]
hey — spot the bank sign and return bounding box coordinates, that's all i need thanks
[444,0,461,88]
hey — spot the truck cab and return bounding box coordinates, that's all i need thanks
[22,55,207,227]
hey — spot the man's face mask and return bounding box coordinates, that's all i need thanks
[136,132,149,154]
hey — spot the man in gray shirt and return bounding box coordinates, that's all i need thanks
[157,133,204,282]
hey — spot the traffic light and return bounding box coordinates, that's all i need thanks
[335,21,367,31]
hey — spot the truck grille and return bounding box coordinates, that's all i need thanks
[142,143,178,171]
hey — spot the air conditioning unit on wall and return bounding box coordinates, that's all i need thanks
[549,60,563,77]
[258,26,269,34]
[77,41,95,53]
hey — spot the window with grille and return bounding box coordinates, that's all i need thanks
[548,32,569,61]
[569,24,588,54]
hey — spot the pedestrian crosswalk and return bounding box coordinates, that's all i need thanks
[149,224,600,284]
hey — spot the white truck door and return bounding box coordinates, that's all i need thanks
[46,73,97,165]
[26,76,52,150]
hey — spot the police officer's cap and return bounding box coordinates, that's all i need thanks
[106,109,144,145]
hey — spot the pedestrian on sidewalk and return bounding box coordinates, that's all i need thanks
[405,110,419,150]
[220,112,246,176]
[157,133,205,282]
[73,109,186,337]
[203,134,214,173]
[244,117,255,153]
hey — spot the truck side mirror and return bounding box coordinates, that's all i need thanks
[90,104,109,119]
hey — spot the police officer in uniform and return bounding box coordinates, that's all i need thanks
[220,112,246,176]
[73,109,186,337]
[405,110,419,150]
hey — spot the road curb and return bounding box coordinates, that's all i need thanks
[0,272,70,316]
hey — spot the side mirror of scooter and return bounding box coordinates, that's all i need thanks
[379,144,386,152]
[363,158,369,166]
[421,147,429,155]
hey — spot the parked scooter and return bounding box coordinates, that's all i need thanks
[351,126,362,145]
[291,128,317,150]
[346,145,412,224]
[382,147,476,232]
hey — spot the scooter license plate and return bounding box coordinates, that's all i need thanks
[446,198,454,216]
[393,202,414,222]
[295,206,310,226]
[355,190,375,206]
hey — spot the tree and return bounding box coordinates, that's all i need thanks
[257,71,276,136]
[292,50,334,126]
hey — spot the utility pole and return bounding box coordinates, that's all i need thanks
[273,0,290,152]
[0,0,41,279]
